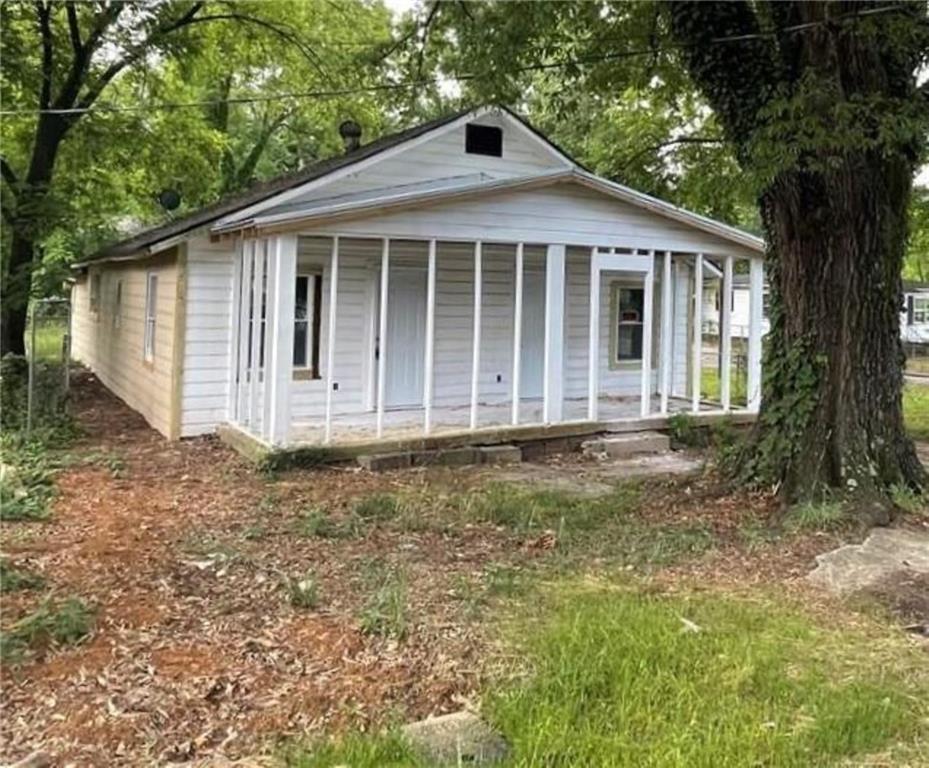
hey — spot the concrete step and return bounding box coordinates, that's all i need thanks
[581,430,670,459]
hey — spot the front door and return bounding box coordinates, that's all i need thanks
[384,267,427,408]
[520,269,545,398]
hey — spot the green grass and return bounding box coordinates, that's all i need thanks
[784,500,847,532]
[287,586,929,767]
[358,560,409,640]
[0,558,46,593]
[904,383,929,440]
[1,597,94,664]
[0,438,56,521]
[700,364,748,406]
[27,320,68,362]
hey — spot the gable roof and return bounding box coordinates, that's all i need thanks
[78,104,764,265]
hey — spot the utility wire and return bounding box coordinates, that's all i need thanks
[0,3,915,117]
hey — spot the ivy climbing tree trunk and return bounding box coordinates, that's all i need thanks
[668,0,928,518]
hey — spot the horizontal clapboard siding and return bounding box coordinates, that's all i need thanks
[71,251,177,437]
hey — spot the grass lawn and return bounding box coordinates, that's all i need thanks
[291,586,929,767]
[700,366,748,406]
[904,383,929,440]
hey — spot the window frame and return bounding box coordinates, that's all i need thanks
[89,272,102,318]
[609,281,646,369]
[293,271,322,378]
[113,279,123,329]
[143,272,158,363]
[465,123,503,157]
[914,297,929,325]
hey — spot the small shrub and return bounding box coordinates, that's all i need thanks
[0,558,46,593]
[667,413,706,448]
[359,564,409,639]
[285,571,321,609]
[785,499,846,531]
[1,597,94,663]
[353,493,400,522]
[0,438,56,521]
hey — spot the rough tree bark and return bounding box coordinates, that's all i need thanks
[668,0,928,518]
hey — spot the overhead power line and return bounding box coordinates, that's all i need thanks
[0,4,915,118]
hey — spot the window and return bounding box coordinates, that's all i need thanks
[612,284,645,363]
[144,273,157,362]
[89,272,101,316]
[915,297,929,324]
[293,273,322,376]
[113,280,123,328]
[465,123,503,157]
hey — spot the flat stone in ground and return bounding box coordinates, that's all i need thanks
[403,711,508,765]
[806,527,929,595]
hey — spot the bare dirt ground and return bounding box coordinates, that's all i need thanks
[2,371,924,766]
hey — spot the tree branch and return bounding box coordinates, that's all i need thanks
[1,156,19,192]
[35,1,53,110]
[621,136,725,170]
[65,1,83,58]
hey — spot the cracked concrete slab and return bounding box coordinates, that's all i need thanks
[806,528,929,595]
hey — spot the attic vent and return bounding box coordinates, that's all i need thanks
[465,123,503,157]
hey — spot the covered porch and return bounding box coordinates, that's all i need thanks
[223,233,765,449]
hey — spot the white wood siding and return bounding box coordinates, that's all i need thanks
[181,237,236,436]
[71,252,177,437]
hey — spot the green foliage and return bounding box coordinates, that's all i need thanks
[784,500,847,532]
[0,354,74,439]
[284,571,321,610]
[890,483,928,518]
[667,413,704,448]
[353,492,401,522]
[904,188,929,282]
[903,383,929,441]
[1,597,94,664]
[0,436,56,521]
[0,558,46,593]
[358,561,409,640]
[486,587,929,766]
[282,730,423,768]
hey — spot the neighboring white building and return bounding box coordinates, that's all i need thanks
[71,106,766,451]
[702,273,770,340]
[902,281,929,345]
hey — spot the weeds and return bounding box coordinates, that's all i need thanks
[1,597,94,663]
[891,483,928,517]
[0,558,46,593]
[353,493,400,522]
[785,499,846,531]
[0,437,56,521]
[358,561,409,639]
[291,507,361,539]
[284,571,321,609]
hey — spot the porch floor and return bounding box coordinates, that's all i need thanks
[288,395,698,446]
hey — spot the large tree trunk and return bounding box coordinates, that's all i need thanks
[743,149,924,518]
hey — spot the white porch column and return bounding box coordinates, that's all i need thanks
[236,240,254,424]
[587,247,599,421]
[511,243,524,426]
[470,241,483,430]
[544,244,566,424]
[691,253,703,413]
[747,256,764,411]
[640,251,655,418]
[227,241,244,422]
[323,236,339,444]
[423,239,437,435]
[376,238,390,438]
[248,240,265,431]
[720,255,734,411]
[264,234,297,445]
[659,251,673,415]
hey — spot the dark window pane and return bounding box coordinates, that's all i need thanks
[465,124,503,157]
[619,287,643,319]
[294,322,308,367]
[295,276,309,320]
[617,325,643,361]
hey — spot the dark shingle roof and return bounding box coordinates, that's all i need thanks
[81,108,472,263]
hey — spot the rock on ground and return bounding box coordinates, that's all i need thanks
[402,711,508,765]
[806,527,929,596]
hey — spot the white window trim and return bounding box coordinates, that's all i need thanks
[143,272,157,363]
[609,281,645,369]
[293,271,321,374]
[914,297,929,325]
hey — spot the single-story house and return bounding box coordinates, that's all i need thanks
[70,105,766,451]
[902,280,929,345]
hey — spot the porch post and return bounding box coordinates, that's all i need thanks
[323,236,339,444]
[236,240,254,424]
[260,238,278,439]
[227,240,243,422]
[423,239,437,435]
[248,239,265,432]
[640,251,655,418]
[691,253,703,414]
[587,247,599,421]
[747,256,764,411]
[720,255,734,411]
[544,244,566,424]
[511,242,524,426]
[265,234,297,445]
[660,250,672,415]
[470,241,483,430]
[376,238,390,437]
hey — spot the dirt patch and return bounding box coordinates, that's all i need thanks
[0,370,851,766]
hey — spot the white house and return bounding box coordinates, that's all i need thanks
[702,273,770,340]
[70,106,766,453]
[902,281,929,345]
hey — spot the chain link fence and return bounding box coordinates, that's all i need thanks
[1,298,71,437]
